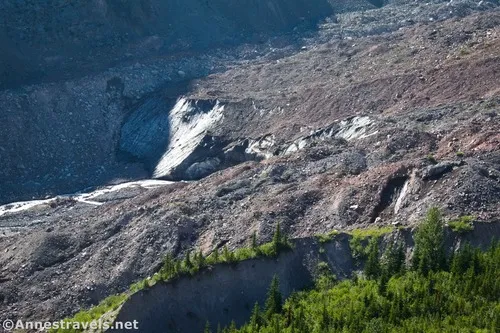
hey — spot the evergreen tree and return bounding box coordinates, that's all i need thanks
[252,231,258,250]
[213,247,219,263]
[175,258,182,273]
[196,249,205,268]
[204,321,212,333]
[378,268,390,294]
[272,315,281,333]
[284,303,293,328]
[272,222,282,254]
[229,321,237,333]
[412,207,446,275]
[282,233,290,248]
[184,250,193,269]
[319,303,330,332]
[382,241,406,277]
[392,242,406,275]
[217,242,499,332]
[249,302,261,333]
[223,245,235,263]
[265,276,283,321]
[451,243,474,276]
[160,253,176,279]
[139,279,149,290]
[294,306,308,333]
[364,237,381,279]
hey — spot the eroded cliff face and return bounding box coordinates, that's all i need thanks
[112,223,499,333]
[113,238,330,333]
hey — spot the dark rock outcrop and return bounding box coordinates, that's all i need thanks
[422,160,464,180]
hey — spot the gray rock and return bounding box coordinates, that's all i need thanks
[422,161,464,180]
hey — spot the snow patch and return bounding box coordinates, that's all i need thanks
[0,180,173,217]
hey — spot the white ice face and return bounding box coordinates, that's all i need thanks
[152,98,225,179]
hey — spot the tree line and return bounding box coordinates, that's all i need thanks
[210,208,499,333]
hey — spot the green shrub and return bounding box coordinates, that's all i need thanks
[234,247,258,261]
[50,294,128,333]
[349,234,368,261]
[426,154,437,164]
[448,216,474,233]
[349,226,394,261]
[223,245,236,263]
[315,262,336,290]
[350,226,393,239]
[316,230,339,244]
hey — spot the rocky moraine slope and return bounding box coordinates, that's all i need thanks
[0,0,499,329]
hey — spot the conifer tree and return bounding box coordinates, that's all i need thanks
[282,233,290,248]
[392,242,406,275]
[378,268,390,294]
[184,250,193,269]
[229,321,237,333]
[161,253,175,278]
[382,241,406,277]
[272,222,282,254]
[319,303,330,332]
[451,243,473,276]
[196,249,205,268]
[412,207,446,275]
[364,237,381,279]
[223,245,235,263]
[265,276,283,321]
[140,279,149,290]
[213,247,219,263]
[216,242,498,332]
[204,321,212,333]
[175,258,182,273]
[249,302,261,333]
[294,306,308,333]
[272,315,281,333]
[252,231,258,250]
